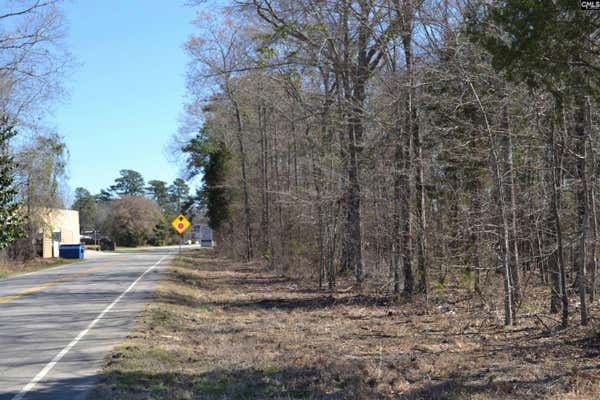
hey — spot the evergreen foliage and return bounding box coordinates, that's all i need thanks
[467,0,599,93]
[72,187,97,229]
[201,142,231,231]
[110,169,146,197]
[0,117,24,250]
[182,128,231,231]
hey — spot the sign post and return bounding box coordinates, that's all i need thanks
[171,214,191,253]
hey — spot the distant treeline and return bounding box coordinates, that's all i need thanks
[72,170,200,247]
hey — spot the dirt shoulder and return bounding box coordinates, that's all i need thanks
[90,250,600,399]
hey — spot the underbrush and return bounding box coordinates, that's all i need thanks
[91,250,600,399]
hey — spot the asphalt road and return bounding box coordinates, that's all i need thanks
[0,247,186,400]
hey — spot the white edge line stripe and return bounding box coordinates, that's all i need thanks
[11,255,167,400]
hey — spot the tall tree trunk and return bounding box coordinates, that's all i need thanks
[312,122,327,289]
[574,94,589,325]
[393,114,405,295]
[470,179,482,291]
[272,123,286,272]
[550,98,568,328]
[328,197,340,291]
[344,17,370,287]
[501,104,522,314]
[393,151,401,295]
[391,52,406,296]
[400,129,414,296]
[233,99,254,261]
[545,134,561,314]
[292,124,299,191]
[551,149,568,329]
[318,200,325,289]
[259,103,270,260]
[548,244,562,314]
[469,81,513,325]
[414,124,427,297]
[586,95,597,304]
[589,184,597,303]
[413,97,428,299]
[311,145,325,288]
[346,98,364,286]
[401,21,426,299]
[494,151,514,326]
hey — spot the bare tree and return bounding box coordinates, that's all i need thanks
[185,19,255,260]
[0,0,70,120]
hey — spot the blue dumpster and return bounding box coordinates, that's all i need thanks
[59,244,85,259]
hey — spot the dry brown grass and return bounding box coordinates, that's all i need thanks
[90,250,600,399]
[0,257,79,279]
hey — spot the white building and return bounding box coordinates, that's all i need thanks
[191,224,214,247]
[38,208,81,258]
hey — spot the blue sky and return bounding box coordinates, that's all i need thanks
[54,0,210,198]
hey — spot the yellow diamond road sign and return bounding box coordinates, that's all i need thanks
[171,214,191,235]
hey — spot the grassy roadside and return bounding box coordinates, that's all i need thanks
[0,258,80,279]
[90,250,600,400]
[114,245,196,253]
[114,246,155,253]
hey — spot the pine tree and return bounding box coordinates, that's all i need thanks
[0,117,24,250]
[202,142,231,231]
[181,129,232,231]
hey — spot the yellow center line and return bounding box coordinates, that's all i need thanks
[0,262,115,305]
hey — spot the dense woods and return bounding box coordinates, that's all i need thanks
[180,0,600,327]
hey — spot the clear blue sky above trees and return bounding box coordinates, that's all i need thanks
[54,0,213,198]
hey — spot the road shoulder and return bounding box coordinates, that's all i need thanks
[0,258,82,280]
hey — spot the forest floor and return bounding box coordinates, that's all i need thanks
[90,250,600,399]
